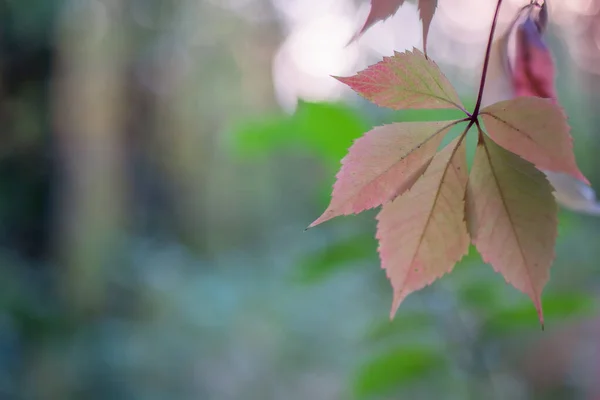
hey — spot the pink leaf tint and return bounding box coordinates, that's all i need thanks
[309,120,459,228]
[336,49,464,111]
[481,97,589,184]
[466,133,557,325]
[377,136,469,317]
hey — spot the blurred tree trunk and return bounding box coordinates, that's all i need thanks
[51,0,130,314]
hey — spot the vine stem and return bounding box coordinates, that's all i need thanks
[472,0,504,119]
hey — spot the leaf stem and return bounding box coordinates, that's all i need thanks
[472,0,504,119]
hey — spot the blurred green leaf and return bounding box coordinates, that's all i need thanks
[294,233,377,284]
[483,292,596,335]
[353,346,445,398]
[231,101,368,164]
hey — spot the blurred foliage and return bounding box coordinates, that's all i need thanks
[0,0,598,399]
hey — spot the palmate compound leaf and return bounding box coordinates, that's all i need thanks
[310,46,579,322]
[481,97,589,184]
[309,120,460,227]
[336,48,463,111]
[352,0,438,55]
[377,136,469,317]
[466,132,557,325]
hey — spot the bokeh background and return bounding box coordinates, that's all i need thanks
[1,0,599,399]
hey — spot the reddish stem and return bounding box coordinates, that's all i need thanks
[472,0,504,119]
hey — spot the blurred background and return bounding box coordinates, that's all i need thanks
[0,0,599,399]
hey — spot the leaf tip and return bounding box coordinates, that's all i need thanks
[333,75,353,88]
[308,209,336,229]
[346,30,363,47]
[389,292,405,320]
[534,298,545,329]
[577,173,591,186]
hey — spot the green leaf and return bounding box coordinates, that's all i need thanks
[230,101,368,163]
[294,233,377,284]
[483,292,596,335]
[353,346,445,398]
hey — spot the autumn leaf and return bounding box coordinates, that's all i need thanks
[352,0,438,55]
[309,120,459,227]
[418,0,438,55]
[353,0,405,42]
[336,48,463,111]
[511,17,557,100]
[377,136,469,317]
[466,132,557,325]
[485,1,600,215]
[481,97,588,184]
[311,8,587,321]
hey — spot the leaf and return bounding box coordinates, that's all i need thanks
[309,120,459,227]
[481,97,588,184]
[483,293,596,336]
[418,0,438,56]
[489,4,600,216]
[376,136,469,317]
[511,16,557,100]
[294,233,377,284]
[466,133,557,325]
[336,49,464,111]
[353,346,445,398]
[352,0,438,55]
[231,101,368,163]
[352,0,405,43]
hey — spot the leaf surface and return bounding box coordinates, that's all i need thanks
[336,49,463,111]
[466,133,557,324]
[310,120,458,227]
[376,136,469,317]
[481,97,588,184]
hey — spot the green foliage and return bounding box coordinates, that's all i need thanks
[353,346,446,398]
[294,233,377,284]
[232,100,369,166]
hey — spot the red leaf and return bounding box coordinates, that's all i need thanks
[466,133,557,325]
[353,0,406,42]
[336,49,463,111]
[352,0,438,55]
[377,136,469,317]
[481,97,589,184]
[309,120,459,228]
[418,0,438,56]
[512,17,557,100]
